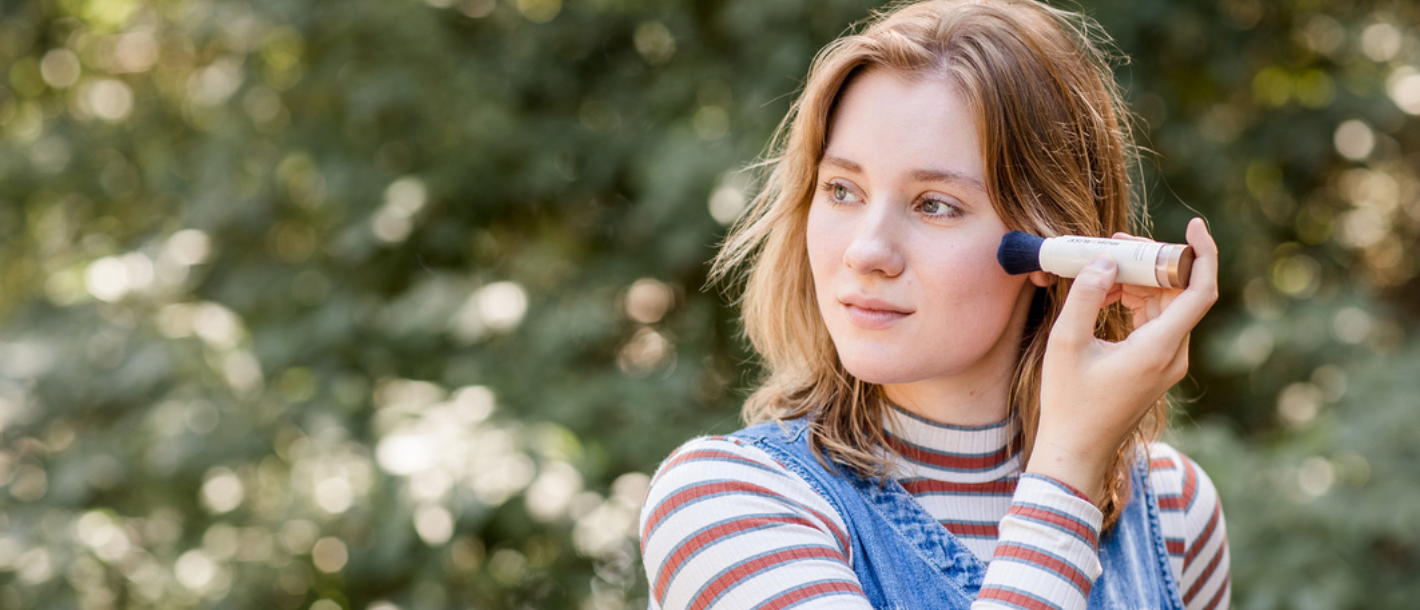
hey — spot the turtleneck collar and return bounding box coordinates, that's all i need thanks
[883,404,1021,483]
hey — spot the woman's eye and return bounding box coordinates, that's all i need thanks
[919,198,960,218]
[822,181,861,204]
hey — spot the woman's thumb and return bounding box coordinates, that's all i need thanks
[1051,255,1118,346]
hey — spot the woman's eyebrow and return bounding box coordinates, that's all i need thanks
[819,155,862,173]
[820,155,985,193]
[910,168,986,193]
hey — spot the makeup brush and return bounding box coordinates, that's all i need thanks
[997,231,1193,289]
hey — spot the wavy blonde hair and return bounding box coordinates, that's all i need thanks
[710,0,1163,528]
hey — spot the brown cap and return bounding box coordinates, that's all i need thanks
[1154,244,1195,289]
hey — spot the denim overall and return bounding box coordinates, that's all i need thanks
[732,419,1185,609]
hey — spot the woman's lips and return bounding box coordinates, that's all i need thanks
[840,297,911,329]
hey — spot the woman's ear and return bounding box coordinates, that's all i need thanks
[1028,270,1051,288]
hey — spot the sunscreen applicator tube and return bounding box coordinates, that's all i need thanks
[997,232,1195,289]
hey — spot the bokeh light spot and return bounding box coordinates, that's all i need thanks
[376,434,436,476]
[166,229,213,266]
[40,49,81,89]
[315,475,354,514]
[1234,325,1274,367]
[516,0,561,23]
[87,79,134,122]
[488,549,529,586]
[188,58,244,106]
[709,185,747,225]
[1332,307,1373,344]
[174,550,218,591]
[1270,254,1321,297]
[372,177,428,243]
[634,22,676,65]
[476,281,528,332]
[1278,382,1322,427]
[459,0,495,18]
[1387,66,1420,115]
[192,302,243,349]
[1300,15,1344,55]
[414,505,454,546]
[1361,23,1402,62]
[1297,457,1335,499]
[103,32,160,73]
[526,461,583,522]
[617,328,673,376]
[279,520,319,555]
[1333,120,1374,161]
[623,278,673,324]
[201,468,244,514]
[84,256,130,302]
[693,105,728,140]
[311,537,348,573]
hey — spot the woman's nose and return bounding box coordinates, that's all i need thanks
[842,208,905,277]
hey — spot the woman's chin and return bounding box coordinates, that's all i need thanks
[837,356,922,386]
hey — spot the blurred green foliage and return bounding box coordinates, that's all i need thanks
[0,0,1418,608]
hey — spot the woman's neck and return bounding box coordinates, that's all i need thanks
[883,404,1020,480]
[881,373,1012,427]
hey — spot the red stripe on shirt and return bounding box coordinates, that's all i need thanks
[944,521,999,538]
[884,434,1017,471]
[1202,573,1231,610]
[1160,458,1199,511]
[1184,538,1227,604]
[661,449,772,473]
[1007,504,1099,549]
[900,479,1016,495]
[993,543,1092,596]
[1184,502,1222,568]
[978,585,1062,610]
[1166,539,1185,556]
[757,580,864,610]
[1149,457,1177,471]
[690,546,848,610]
[654,514,819,602]
[643,480,747,541]
[641,480,849,553]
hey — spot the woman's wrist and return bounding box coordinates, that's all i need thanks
[1023,437,1112,505]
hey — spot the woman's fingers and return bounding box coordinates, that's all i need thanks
[1054,219,1218,358]
[1051,255,1119,348]
[1103,283,1124,307]
[1158,218,1219,326]
[1125,218,1219,344]
[1119,284,1162,309]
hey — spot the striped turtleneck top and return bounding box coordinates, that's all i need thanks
[639,408,1230,610]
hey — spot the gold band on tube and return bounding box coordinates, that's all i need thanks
[1154,245,1195,289]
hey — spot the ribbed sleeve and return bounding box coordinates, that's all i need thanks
[974,473,1103,610]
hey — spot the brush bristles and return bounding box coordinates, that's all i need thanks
[997,231,1045,275]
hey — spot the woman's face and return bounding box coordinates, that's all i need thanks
[806,69,1043,422]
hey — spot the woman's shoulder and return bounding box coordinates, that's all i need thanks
[648,432,793,484]
[1143,441,1222,514]
[1145,444,1232,607]
[645,419,812,487]
[639,431,865,610]
[639,430,854,565]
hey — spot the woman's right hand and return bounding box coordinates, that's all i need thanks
[1025,218,1219,503]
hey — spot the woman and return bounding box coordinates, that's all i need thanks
[640,1,1229,608]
